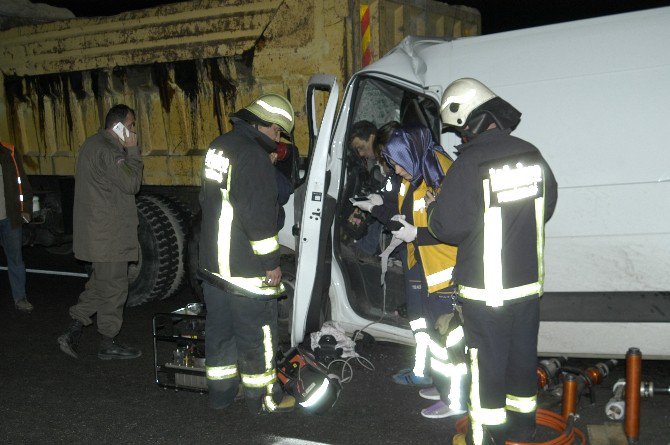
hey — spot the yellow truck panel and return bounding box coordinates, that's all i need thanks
[0,0,480,186]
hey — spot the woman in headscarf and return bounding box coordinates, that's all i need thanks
[354,122,466,419]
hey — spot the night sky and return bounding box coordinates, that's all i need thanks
[35,0,670,34]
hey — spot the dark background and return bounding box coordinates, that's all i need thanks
[34,0,670,33]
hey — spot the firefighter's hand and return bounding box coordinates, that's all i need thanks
[352,193,383,213]
[390,215,417,242]
[265,267,282,286]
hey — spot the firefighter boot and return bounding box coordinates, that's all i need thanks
[57,319,84,359]
[98,335,142,360]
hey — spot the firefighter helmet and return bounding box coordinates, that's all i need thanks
[440,78,521,137]
[240,93,295,134]
[440,78,496,128]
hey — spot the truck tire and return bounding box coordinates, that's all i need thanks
[126,195,186,306]
[145,195,191,299]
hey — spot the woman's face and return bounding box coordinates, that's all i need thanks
[393,162,412,181]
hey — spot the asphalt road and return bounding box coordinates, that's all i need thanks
[1,245,669,444]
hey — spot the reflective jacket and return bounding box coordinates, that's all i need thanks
[428,129,558,306]
[198,118,284,298]
[373,152,457,294]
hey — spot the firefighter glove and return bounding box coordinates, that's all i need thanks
[391,215,417,243]
[352,193,383,213]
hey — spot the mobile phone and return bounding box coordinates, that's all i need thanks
[112,122,129,141]
[349,196,368,204]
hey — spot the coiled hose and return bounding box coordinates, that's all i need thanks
[455,409,586,445]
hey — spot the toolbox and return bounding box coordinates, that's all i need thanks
[153,304,207,391]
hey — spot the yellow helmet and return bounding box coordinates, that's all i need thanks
[241,93,295,134]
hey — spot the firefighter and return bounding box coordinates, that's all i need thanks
[354,123,465,418]
[427,78,558,444]
[198,93,296,414]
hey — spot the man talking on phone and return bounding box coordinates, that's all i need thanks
[58,104,144,360]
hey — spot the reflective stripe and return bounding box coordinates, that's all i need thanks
[299,378,331,408]
[264,390,277,412]
[428,338,449,362]
[215,166,284,296]
[425,267,453,288]
[409,317,427,331]
[204,149,229,184]
[489,163,542,203]
[469,348,507,433]
[535,195,545,285]
[241,369,276,388]
[413,331,430,378]
[430,357,451,378]
[459,282,542,305]
[257,99,293,122]
[448,364,467,411]
[251,235,280,255]
[482,179,504,307]
[465,165,546,307]
[206,365,238,380]
[445,325,464,348]
[385,176,394,192]
[472,407,506,426]
[262,325,274,370]
[261,325,277,411]
[413,198,426,212]
[506,394,537,413]
[399,182,407,197]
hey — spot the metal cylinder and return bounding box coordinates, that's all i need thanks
[625,347,642,444]
[562,373,578,419]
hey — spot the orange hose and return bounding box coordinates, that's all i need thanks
[455,409,586,445]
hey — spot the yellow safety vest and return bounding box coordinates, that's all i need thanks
[398,152,457,294]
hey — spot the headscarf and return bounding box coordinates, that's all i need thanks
[381,126,445,189]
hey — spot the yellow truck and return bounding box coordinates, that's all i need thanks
[0,0,480,305]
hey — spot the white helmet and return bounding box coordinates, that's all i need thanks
[440,78,496,128]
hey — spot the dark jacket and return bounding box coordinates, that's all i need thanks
[0,142,32,229]
[72,130,143,262]
[198,118,282,297]
[427,129,558,304]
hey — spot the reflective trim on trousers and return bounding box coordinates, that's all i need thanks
[506,394,537,413]
[206,365,238,380]
[469,347,507,445]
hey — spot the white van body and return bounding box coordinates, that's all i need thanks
[286,7,670,359]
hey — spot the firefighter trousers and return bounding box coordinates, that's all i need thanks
[203,282,280,413]
[462,298,540,445]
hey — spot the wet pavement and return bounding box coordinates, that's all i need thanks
[1,245,669,444]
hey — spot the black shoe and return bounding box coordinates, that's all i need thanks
[98,337,141,360]
[57,320,83,359]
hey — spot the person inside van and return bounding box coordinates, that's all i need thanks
[353,123,466,418]
[342,120,388,260]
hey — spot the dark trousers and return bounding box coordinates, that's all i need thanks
[203,282,279,412]
[0,218,26,302]
[70,261,128,338]
[462,298,540,445]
